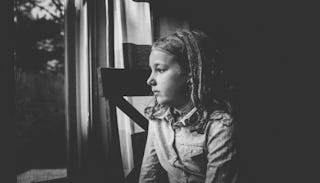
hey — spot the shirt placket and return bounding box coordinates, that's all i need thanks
[165,109,196,183]
[176,129,191,183]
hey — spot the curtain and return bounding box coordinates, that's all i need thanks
[112,0,153,177]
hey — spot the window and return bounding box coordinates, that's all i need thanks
[15,0,67,182]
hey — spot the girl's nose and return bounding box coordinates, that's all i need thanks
[147,74,156,86]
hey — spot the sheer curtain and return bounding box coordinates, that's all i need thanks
[112,0,152,176]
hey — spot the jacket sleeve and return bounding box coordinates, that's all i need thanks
[205,114,238,183]
[139,121,166,183]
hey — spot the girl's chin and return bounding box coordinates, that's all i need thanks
[156,96,187,107]
[155,97,168,106]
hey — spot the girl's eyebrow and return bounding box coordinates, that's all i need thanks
[153,60,168,66]
[150,62,165,68]
[149,63,158,68]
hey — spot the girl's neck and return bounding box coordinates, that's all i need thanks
[174,100,194,117]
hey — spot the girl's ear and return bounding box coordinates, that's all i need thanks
[187,72,192,78]
[183,77,192,99]
[186,77,192,87]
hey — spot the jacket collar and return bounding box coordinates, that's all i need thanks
[164,107,197,126]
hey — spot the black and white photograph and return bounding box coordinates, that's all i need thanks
[2,0,318,182]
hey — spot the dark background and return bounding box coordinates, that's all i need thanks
[154,0,319,182]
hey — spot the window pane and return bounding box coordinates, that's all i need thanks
[15,0,67,182]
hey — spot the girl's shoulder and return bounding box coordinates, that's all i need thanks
[208,110,234,127]
[204,110,237,139]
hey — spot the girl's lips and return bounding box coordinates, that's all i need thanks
[152,91,159,95]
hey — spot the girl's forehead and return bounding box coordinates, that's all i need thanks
[149,49,178,65]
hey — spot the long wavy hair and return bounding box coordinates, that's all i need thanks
[145,29,236,133]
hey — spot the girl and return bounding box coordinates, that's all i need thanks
[139,30,238,183]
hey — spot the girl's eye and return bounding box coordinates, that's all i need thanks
[156,68,166,73]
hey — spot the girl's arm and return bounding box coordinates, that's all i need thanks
[205,114,238,183]
[139,122,166,183]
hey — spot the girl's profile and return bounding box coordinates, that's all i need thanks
[139,29,238,183]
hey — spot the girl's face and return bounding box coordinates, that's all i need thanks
[147,49,190,108]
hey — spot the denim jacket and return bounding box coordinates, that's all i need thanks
[139,107,238,183]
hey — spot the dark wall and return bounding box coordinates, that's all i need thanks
[152,0,319,182]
